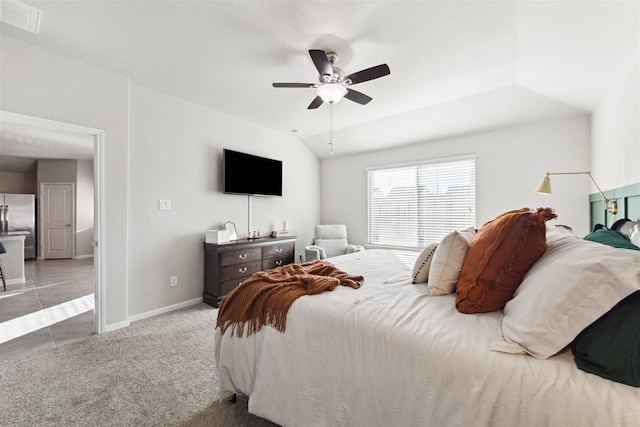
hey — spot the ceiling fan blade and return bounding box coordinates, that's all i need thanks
[307,96,324,109]
[309,49,333,78]
[273,83,315,88]
[345,89,372,105]
[345,64,391,85]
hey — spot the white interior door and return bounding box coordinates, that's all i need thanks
[42,183,74,259]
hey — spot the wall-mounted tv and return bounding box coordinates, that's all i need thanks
[223,149,283,197]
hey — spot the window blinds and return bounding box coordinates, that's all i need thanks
[367,156,476,249]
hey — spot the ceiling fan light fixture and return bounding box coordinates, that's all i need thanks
[317,84,347,104]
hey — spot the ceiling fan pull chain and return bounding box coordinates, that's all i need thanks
[329,102,334,155]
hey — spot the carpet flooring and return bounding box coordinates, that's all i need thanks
[0,303,278,426]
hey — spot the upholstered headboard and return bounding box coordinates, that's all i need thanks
[590,182,640,231]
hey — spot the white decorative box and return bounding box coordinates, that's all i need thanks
[206,229,230,244]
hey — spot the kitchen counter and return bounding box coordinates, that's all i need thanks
[0,234,26,284]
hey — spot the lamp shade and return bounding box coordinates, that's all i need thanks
[317,84,347,104]
[535,176,551,194]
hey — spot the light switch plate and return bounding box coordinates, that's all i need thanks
[158,199,171,210]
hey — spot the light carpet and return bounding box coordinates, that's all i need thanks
[0,303,278,426]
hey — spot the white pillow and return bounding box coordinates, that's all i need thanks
[412,243,438,284]
[427,227,476,296]
[631,225,640,248]
[491,228,640,359]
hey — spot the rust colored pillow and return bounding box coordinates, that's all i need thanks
[456,207,557,314]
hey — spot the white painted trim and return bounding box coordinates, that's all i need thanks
[75,254,94,259]
[0,110,103,136]
[127,298,204,324]
[5,277,26,285]
[365,153,477,172]
[105,319,130,333]
[94,130,106,334]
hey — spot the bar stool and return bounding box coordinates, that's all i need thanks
[0,242,6,292]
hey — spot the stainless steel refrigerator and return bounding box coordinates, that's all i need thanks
[0,193,36,259]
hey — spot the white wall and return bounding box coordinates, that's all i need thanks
[1,35,322,325]
[127,84,320,316]
[1,36,130,327]
[321,116,592,241]
[0,171,36,194]
[591,60,640,191]
[76,160,95,258]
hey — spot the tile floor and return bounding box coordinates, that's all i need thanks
[0,258,95,360]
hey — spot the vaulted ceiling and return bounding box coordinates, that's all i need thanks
[1,1,638,161]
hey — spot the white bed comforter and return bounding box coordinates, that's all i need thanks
[214,250,640,427]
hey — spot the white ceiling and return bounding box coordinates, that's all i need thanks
[0,0,638,161]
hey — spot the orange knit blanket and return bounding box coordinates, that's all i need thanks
[216,259,364,337]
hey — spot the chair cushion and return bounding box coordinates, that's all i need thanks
[315,238,348,258]
[315,225,347,240]
[305,245,326,261]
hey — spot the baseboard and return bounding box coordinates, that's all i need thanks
[6,277,26,285]
[127,297,204,324]
[75,254,94,259]
[105,319,130,333]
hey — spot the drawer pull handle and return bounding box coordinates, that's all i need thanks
[239,267,247,273]
[276,260,283,266]
[238,254,247,260]
[276,248,283,254]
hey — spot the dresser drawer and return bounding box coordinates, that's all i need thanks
[220,277,249,297]
[263,255,294,270]
[220,248,261,266]
[221,260,262,281]
[263,242,294,259]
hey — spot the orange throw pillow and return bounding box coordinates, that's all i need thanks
[456,207,557,314]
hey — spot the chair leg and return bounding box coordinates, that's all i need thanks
[0,259,6,292]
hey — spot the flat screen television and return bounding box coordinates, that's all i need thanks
[223,149,283,197]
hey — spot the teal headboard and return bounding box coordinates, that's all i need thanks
[590,182,640,231]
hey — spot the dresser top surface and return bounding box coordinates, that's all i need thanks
[203,236,296,251]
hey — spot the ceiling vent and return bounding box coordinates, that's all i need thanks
[1,0,41,34]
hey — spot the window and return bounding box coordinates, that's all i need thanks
[367,155,476,251]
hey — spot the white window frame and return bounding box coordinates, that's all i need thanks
[366,154,476,256]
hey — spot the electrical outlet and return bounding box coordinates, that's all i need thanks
[159,199,172,210]
[170,275,178,287]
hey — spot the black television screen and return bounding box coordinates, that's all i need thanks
[223,149,283,197]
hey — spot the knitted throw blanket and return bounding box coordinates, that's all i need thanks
[216,259,364,337]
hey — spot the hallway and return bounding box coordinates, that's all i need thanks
[0,258,94,360]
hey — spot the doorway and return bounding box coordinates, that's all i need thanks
[0,110,105,334]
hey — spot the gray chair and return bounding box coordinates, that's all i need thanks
[305,224,365,261]
[0,242,6,292]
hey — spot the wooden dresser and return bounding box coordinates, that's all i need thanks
[203,236,296,307]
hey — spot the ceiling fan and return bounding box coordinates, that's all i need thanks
[273,49,391,109]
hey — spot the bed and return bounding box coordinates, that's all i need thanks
[214,192,640,426]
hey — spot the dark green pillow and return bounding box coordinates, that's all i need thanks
[584,229,640,251]
[571,291,640,387]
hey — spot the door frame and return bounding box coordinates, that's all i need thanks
[40,182,75,260]
[0,110,106,334]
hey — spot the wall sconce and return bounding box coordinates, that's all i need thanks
[535,171,618,215]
